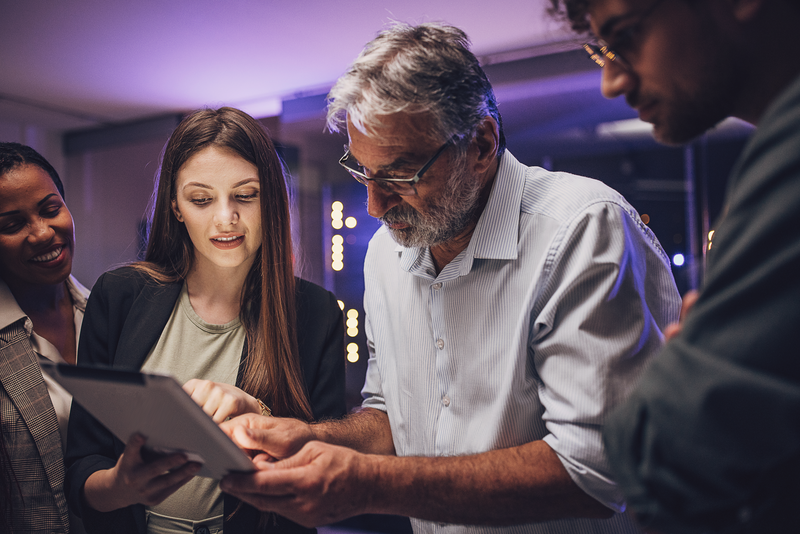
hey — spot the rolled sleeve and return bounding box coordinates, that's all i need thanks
[360,298,387,413]
[535,201,680,510]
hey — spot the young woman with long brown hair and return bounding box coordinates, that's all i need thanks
[64,107,345,534]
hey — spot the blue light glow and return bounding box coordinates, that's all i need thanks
[673,253,685,267]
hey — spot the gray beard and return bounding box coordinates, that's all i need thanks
[379,162,484,248]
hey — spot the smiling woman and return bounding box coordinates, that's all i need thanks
[0,166,74,288]
[64,107,346,534]
[0,142,90,534]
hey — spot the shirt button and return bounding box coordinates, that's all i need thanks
[436,339,444,350]
[195,527,211,534]
[442,395,450,407]
[432,282,442,290]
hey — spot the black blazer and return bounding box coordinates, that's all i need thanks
[64,266,346,534]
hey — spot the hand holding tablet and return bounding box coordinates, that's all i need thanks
[43,363,255,479]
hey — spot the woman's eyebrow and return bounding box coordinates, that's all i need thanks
[232,178,259,188]
[0,193,59,217]
[38,193,59,206]
[182,181,212,190]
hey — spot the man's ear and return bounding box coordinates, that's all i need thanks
[171,199,184,222]
[472,116,500,174]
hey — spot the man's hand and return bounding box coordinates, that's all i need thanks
[220,413,316,460]
[183,379,262,423]
[220,441,374,527]
[664,290,699,341]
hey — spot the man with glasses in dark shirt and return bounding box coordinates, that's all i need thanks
[219,22,681,534]
[549,0,800,531]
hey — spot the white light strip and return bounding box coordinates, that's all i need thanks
[596,116,754,140]
[596,118,653,138]
[234,97,283,119]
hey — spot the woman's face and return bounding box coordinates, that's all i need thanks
[0,164,75,288]
[172,146,263,275]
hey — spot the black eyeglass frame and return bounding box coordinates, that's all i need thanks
[338,135,457,195]
[582,0,667,70]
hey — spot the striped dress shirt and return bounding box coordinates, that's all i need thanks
[361,151,681,534]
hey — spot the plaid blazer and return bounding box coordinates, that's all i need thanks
[0,319,70,534]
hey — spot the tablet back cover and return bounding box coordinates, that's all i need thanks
[44,363,254,479]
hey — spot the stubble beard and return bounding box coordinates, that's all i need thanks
[650,41,741,145]
[380,158,485,248]
[651,85,737,146]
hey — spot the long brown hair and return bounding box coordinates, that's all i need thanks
[135,107,313,421]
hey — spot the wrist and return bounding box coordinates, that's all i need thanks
[357,453,391,515]
[308,421,319,442]
[84,468,130,512]
[254,397,272,417]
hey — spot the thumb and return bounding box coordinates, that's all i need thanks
[119,433,147,469]
[271,443,319,470]
[232,426,274,452]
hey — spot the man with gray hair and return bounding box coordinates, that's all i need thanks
[220,22,680,533]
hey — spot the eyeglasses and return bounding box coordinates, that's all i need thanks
[338,136,456,196]
[583,42,629,70]
[583,0,667,70]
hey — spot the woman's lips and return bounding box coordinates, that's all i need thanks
[210,235,244,249]
[28,245,68,268]
[30,246,63,262]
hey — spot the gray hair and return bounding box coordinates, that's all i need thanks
[326,22,506,155]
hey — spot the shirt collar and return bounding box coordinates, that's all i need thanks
[0,277,26,331]
[0,274,90,331]
[470,151,525,261]
[395,151,526,276]
[66,274,90,313]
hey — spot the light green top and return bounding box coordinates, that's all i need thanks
[141,282,245,523]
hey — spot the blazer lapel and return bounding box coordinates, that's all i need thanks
[114,281,182,370]
[0,320,70,533]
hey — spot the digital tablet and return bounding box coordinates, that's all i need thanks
[43,363,255,479]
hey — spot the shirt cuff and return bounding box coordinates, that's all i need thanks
[543,429,626,512]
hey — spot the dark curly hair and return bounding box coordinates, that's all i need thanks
[548,0,593,32]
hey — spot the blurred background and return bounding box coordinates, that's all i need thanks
[1,1,751,528]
